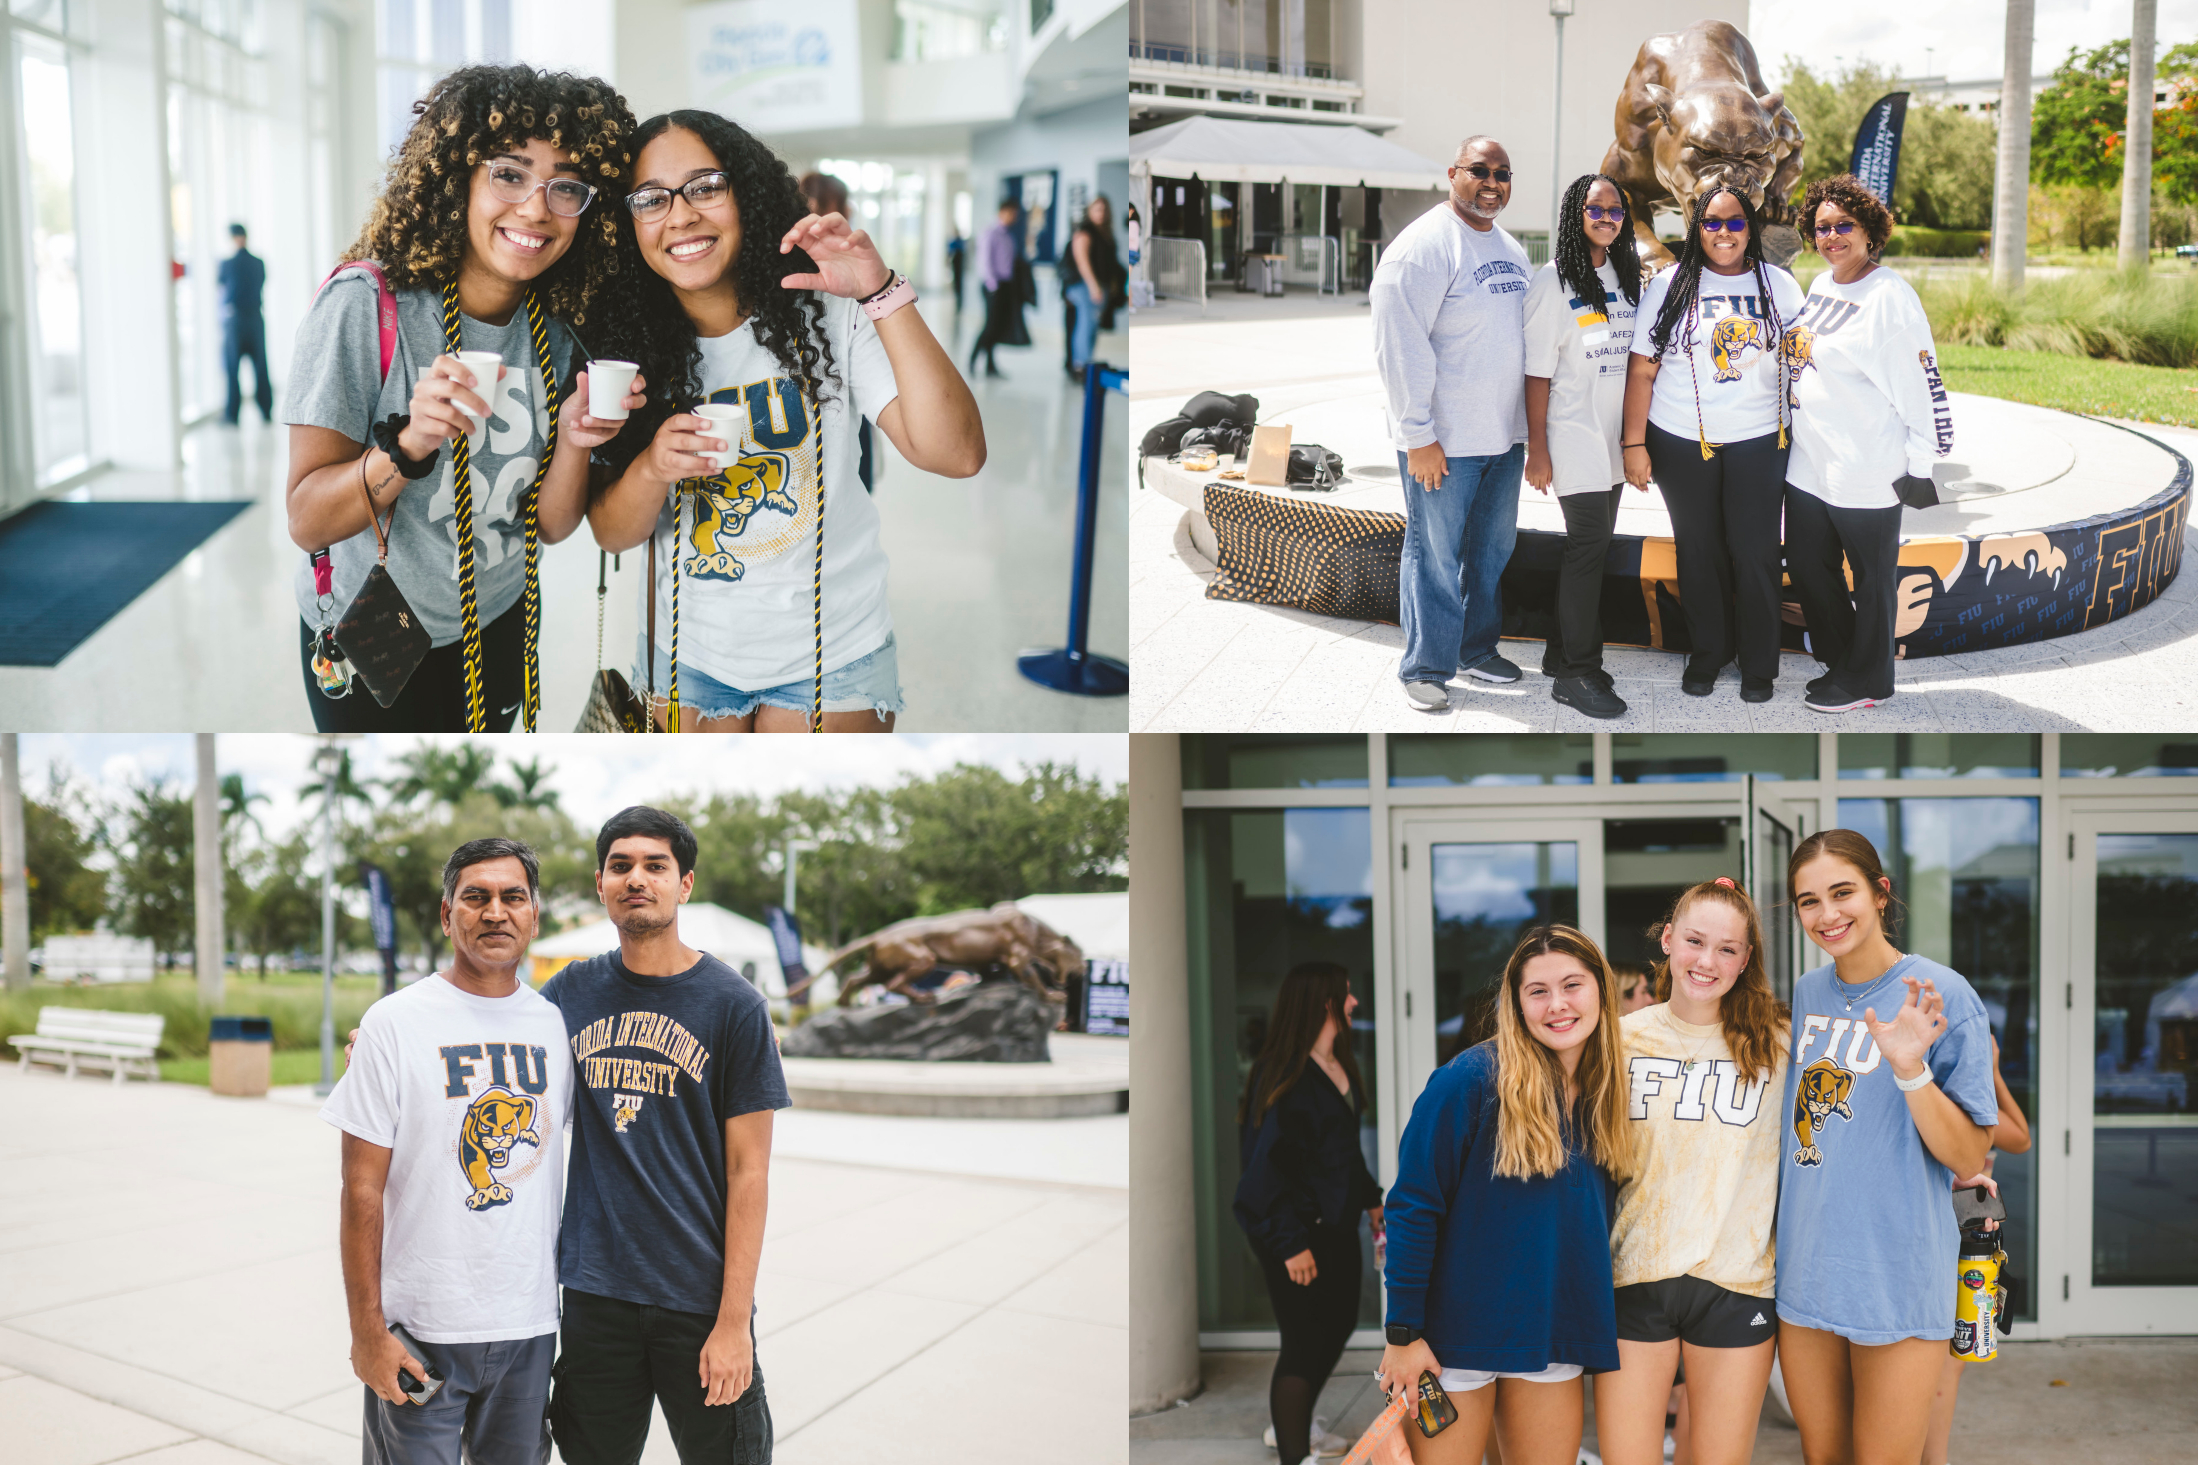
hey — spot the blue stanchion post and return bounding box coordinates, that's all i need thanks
[1019,360,1128,696]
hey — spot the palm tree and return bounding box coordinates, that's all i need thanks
[383,743,498,809]
[220,773,269,843]
[299,748,376,837]
[490,756,562,812]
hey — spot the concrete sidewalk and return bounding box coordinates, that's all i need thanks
[0,1064,1126,1465]
[1132,1341,2198,1465]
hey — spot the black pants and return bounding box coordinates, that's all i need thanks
[1784,485,1903,699]
[1647,421,1790,681]
[969,288,1001,370]
[1258,1223,1362,1463]
[1541,485,1626,680]
[299,595,525,732]
[549,1289,772,1465]
[223,316,273,423]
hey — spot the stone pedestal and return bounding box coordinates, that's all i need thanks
[782,979,1056,1062]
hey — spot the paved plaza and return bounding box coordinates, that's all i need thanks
[1127,293,2198,734]
[0,1062,1127,1465]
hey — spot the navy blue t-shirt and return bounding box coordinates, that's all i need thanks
[540,950,790,1316]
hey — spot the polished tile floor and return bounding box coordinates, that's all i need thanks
[0,300,1125,733]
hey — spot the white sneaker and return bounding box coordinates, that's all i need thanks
[1404,680,1450,710]
[1262,1417,1352,1457]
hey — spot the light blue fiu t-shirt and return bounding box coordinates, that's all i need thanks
[1774,954,1997,1343]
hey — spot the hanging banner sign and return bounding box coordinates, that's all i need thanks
[688,0,862,136]
[1849,92,1911,207]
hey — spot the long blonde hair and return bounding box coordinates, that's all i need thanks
[1491,925,1636,1182]
[1651,878,1791,1082]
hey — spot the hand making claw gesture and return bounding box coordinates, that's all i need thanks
[778,211,893,300]
[1864,973,1947,1080]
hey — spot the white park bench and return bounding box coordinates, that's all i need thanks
[6,1008,166,1084]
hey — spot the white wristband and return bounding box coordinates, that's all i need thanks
[1894,1067,1934,1092]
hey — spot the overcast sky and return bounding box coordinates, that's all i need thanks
[14,734,1127,845]
[1752,0,2198,87]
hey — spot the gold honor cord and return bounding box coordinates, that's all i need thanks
[438,280,558,732]
[662,387,827,734]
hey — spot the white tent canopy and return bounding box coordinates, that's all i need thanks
[1130,115,1450,191]
[1017,892,1128,961]
[529,902,833,1002]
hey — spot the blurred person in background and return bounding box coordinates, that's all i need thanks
[1062,195,1121,384]
[221,222,274,425]
[968,197,1027,379]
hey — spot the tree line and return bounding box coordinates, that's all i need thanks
[18,748,1127,976]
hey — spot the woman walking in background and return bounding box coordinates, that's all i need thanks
[1524,173,1645,721]
[1622,187,1804,704]
[1598,879,1788,1465]
[1783,173,1954,714]
[1234,963,1384,1465]
[1064,195,1121,382]
[1378,926,1635,1464]
[1779,830,1998,1465]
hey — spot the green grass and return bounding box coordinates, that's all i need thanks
[159,1049,339,1087]
[1,972,383,1059]
[1916,271,2198,367]
[1936,344,2198,427]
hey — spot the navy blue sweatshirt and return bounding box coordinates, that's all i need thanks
[1233,1060,1383,1262]
[1383,1042,1620,1373]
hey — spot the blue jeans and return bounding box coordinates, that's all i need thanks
[1066,281,1099,367]
[1396,445,1524,683]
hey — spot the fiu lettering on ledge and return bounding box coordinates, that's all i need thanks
[569,1010,714,1095]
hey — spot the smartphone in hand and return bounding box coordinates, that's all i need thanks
[388,1323,446,1405]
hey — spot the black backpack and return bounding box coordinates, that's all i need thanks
[1137,391,1262,483]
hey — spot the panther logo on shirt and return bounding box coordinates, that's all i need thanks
[1782,324,1818,406]
[1710,316,1767,381]
[612,1093,646,1133]
[677,378,820,584]
[459,1086,542,1210]
[1790,1057,1856,1168]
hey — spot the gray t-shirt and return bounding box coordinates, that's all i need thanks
[282,270,578,646]
[1369,204,1531,457]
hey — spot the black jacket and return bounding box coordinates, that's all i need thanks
[1233,1060,1383,1262]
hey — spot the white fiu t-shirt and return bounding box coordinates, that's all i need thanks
[644,295,901,689]
[1786,266,1954,510]
[1632,264,1807,447]
[320,973,574,1343]
[1523,259,1640,495]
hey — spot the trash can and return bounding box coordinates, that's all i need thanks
[209,1015,274,1097]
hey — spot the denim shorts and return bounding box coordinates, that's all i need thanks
[633,632,903,724]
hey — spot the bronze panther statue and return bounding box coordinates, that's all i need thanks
[1598,20,1805,268]
[791,902,1086,1007]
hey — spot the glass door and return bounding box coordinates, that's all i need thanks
[2065,811,2198,1333]
[1392,815,1603,1122]
[1743,775,1812,1001]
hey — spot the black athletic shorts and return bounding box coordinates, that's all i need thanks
[1614,1275,1777,1348]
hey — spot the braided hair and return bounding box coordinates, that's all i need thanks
[1645,186,1793,451]
[585,110,841,484]
[1553,173,1643,316]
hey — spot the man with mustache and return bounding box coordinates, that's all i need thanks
[1371,136,1535,713]
[324,838,574,1465]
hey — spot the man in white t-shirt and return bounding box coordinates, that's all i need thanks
[1370,135,1534,712]
[322,837,574,1465]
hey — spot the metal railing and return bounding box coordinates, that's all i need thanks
[1147,236,1208,312]
[1130,42,1336,78]
[1275,234,1342,295]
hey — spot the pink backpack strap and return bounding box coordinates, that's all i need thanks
[314,260,398,383]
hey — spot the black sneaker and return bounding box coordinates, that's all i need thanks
[1805,670,1837,698]
[1541,661,1614,693]
[1553,677,1628,719]
[1465,654,1522,683]
[1741,676,1775,704]
[1806,681,1885,713]
[1681,671,1716,697]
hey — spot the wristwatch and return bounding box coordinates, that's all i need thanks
[1386,1325,1421,1346]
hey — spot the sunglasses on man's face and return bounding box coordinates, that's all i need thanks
[1459,165,1512,183]
[1700,217,1749,234]
[1583,205,1626,222]
[1814,220,1858,237]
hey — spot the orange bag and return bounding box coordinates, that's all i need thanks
[1341,1394,1416,1465]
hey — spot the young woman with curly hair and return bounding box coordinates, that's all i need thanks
[1620,186,1805,704]
[1597,879,1790,1465]
[283,64,640,732]
[1378,925,1635,1465]
[1523,173,1645,720]
[1783,174,1954,714]
[584,111,985,733]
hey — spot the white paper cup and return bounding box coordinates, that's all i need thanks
[588,359,638,420]
[454,351,502,428]
[693,403,742,472]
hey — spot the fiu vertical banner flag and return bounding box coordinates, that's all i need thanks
[688,0,862,135]
[1849,93,1912,207]
[764,906,809,993]
[360,862,399,994]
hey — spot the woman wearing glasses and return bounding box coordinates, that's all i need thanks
[284,64,641,732]
[1621,188,1804,704]
[1783,175,1953,714]
[1523,174,1645,720]
[586,111,986,732]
